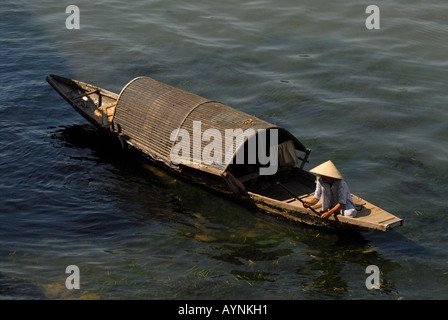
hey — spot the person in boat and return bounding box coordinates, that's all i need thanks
[302,160,357,219]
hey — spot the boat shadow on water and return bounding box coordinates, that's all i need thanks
[50,124,185,222]
[49,124,416,298]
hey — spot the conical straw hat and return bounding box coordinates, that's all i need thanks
[310,160,344,179]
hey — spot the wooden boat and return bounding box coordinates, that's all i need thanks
[46,74,403,232]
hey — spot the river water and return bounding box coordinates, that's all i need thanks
[1,0,448,300]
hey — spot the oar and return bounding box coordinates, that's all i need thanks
[276,182,321,217]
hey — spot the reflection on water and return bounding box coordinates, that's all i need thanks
[50,124,185,222]
[0,272,47,300]
[41,124,403,299]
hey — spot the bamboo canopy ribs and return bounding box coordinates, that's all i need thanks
[47,74,403,232]
[112,76,308,176]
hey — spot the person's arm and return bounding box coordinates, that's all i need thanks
[304,179,321,208]
[321,203,345,219]
[303,198,319,208]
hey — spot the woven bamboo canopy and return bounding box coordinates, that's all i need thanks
[112,77,307,176]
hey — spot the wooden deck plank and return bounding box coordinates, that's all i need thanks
[269,190,402,231]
